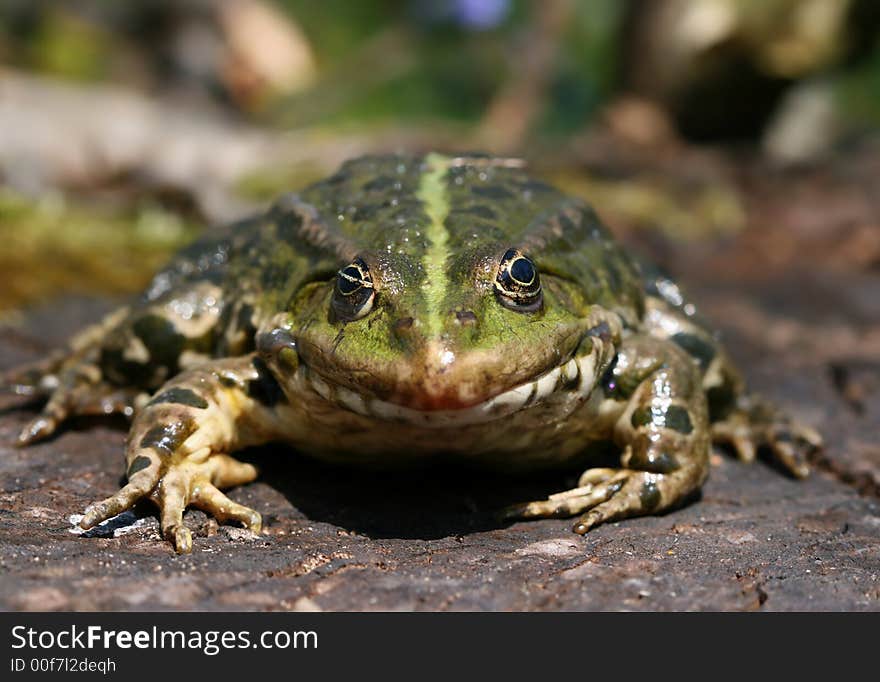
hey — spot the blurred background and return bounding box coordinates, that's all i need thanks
[3,1,880,604]
[0,0,878,320]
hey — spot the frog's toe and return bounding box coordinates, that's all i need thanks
[17,414,62,446]
[711,414,756,463]
[577,467,627,487]
[192,482,262,533]
[151,470,193,553]
[13,386,76,446]
[207,454,259,489]
[166,525,193,554]
[80,460,162,530]
[502,472,628,520]
[764,422,821,480]
[1,354,64,398]
[571,471,671,535]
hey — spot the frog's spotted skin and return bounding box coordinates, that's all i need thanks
[3,153,821,553]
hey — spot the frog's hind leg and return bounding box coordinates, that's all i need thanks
[2,307,130,399]
[13,361,146,446]
[639,293,821,478]
[2,308,148,445]
[505,336,711,534]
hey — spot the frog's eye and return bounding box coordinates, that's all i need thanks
[332,257,375,322]
[495,248,542,312]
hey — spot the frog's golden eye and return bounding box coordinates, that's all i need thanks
[495,248,542,312]
[332,257,375,322]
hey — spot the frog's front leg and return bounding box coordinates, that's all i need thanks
[79,354,284,553]
[507,335,710,534]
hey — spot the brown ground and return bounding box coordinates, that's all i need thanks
[1,148,878,612]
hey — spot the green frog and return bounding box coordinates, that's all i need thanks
[4,153,821,553]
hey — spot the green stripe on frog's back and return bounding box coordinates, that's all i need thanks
[418,153,453,337]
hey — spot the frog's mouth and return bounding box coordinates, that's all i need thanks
[299,347,602,428]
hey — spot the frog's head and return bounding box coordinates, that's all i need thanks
[256,154,642,426]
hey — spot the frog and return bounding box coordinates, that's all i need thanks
[3,152,821,554]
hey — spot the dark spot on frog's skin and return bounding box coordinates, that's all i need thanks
[363,176,396,192]
[218,373,241,390]
[628,442,680,473]
[558,212,576,233]
[585,321,612,342]
[147,387,208,410]
[352,203,381,222]
[235,303,256,336]
[640,480,662,511]
[394,317,414,331]
[275,210,305,244]
[519,179,554,194]
[471,185,515,200]
[132,315,187,374]
[706,371,737,421]
[101,346,152,388]
[246,358,286,407]
[455,310,477,326]
[261,261,297,290]
[671,332,716,370]
[604,258,624,292]
[631,406,652,428]
[127,456,152,476]
[456,205,498,220]
[139,418,197,456]
[665,405,694,434]
[103,315,193,389]
[631,405,693,434]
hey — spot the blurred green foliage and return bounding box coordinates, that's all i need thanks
[274,0,624,133]
[0,191,199,314]
[1,0,878,134]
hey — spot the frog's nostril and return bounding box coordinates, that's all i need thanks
[454,310,477,326]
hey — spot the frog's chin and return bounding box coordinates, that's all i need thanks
[303,351,599,428]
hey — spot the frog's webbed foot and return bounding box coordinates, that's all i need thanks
[503,462,705,534]
[79,355,275,553]
[81,449,260,554]
[711,396,822,479]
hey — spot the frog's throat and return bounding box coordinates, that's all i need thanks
[301,344,604,429]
